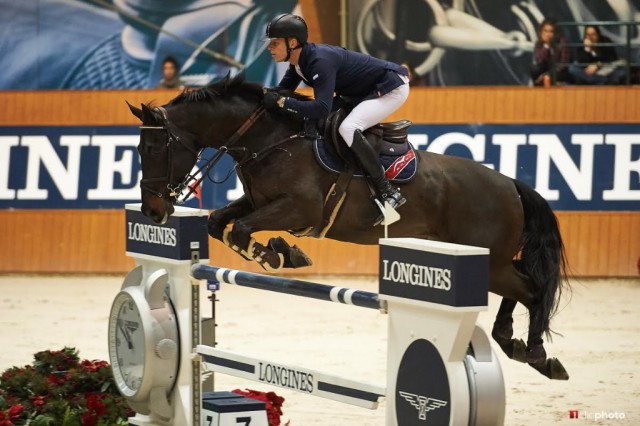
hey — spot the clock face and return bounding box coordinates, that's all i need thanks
[111,293,146,395]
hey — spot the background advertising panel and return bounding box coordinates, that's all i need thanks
[346,0,640,86]
[0,0,298,89]
[1,123,638,211]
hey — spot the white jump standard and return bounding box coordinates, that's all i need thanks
[110,205,506,426]
[193,241,506,425]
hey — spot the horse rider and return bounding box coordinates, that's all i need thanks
[262,13,410,215]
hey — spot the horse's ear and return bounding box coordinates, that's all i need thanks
[233,71,246,85]
[140,103,158,124]
[126,100,143,121]
[223,71,232,88]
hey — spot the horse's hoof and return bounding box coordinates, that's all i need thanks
[491,330,527,363]
[548,358,570,380]
[511,339,527,363]
[528,358,569,380]
[288,245,313,268]
[268,237,290,254]
[252,243,284,272]
[268,237,313,268]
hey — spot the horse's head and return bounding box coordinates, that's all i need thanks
[127,102,200,224]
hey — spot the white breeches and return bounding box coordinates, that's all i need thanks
[338,76,410,147]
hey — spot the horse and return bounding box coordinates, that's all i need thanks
[127,73,570,380]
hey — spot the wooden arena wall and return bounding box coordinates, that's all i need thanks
[1,87,639,277]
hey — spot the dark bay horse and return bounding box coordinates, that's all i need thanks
[127,74,569,380]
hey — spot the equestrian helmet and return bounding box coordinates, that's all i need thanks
[265,14,308,44]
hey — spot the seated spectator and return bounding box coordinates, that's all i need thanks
[530,19,571,86]
[156,56,185,89]
[568,25,626,85]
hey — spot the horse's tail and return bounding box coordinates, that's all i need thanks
[512,179,570,340]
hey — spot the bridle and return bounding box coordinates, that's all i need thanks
[138,105,268,204]
[138,106,200,202]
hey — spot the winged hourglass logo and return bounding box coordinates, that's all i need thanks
[399,391,448,421]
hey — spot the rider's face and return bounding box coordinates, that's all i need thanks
[267,38,290,62]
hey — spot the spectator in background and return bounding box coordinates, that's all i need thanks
[530,19,571,86]
[569,25,625,85]
[156,56,185,89]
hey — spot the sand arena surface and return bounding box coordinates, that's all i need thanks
[0,274,638,425]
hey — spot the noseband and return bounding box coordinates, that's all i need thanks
[138,105,266,204]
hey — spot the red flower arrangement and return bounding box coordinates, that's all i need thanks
[0,347,133,426]
[232,389,288,426]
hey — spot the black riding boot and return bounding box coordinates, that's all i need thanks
[351,129,406,210]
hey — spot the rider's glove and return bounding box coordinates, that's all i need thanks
[263,91,281,111]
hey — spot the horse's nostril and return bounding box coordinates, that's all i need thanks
[151,211,165,224]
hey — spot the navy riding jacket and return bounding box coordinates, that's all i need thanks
[276,43,408,120]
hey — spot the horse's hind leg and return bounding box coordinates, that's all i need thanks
[526,309,570,380]
[491,298,527,362]
[491,264,569,380]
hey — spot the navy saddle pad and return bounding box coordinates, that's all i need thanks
[313,138,418,183]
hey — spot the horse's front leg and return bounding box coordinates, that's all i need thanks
[208,195,254,242]
[226,197,318,272]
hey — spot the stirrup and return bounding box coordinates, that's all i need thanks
[381,189,406,210]
[373,195,405,226]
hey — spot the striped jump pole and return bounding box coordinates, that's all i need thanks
[191,265,383,311]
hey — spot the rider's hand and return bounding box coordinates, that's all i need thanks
[263,91,281,111]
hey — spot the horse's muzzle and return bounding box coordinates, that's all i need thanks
[142,199,174,225]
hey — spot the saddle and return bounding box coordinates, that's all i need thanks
[295,110,417,239]
[323,109,414,162]
[318,109,418,182]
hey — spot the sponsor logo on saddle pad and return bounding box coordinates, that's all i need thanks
[385,149,416,180]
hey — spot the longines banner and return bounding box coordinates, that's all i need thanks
[1,123,638,210]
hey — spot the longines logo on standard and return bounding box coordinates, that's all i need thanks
[127,222,177,247]
[382,260,452,291]
[398,391,448,421]
[396,339,451,425]
[258,362,314,393]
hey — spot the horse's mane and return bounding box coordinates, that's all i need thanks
[168,73,310,106]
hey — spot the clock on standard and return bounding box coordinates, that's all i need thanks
[108,265,179,419]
